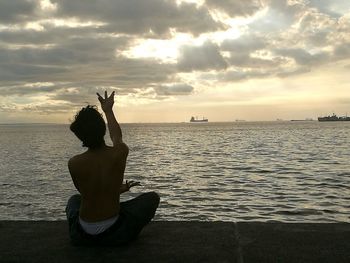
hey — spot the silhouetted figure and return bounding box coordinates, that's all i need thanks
[66,91,159,246]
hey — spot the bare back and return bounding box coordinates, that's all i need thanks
[68,143,129,222]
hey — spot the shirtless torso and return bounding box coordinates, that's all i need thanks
[68,143,129,222]
[66,91,158,244]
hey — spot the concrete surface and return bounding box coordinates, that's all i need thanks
[237,222,350,263]
[0,221,349,263]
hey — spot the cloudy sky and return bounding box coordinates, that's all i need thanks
[0,0,350,123]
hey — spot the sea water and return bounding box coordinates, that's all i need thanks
[0,122,349,222]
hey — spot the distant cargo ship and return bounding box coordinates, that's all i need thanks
[190,116,208,123]
[318,114,350,122]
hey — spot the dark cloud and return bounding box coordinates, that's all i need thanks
[0,82,63,96]
[220,69,271,82]
[52,0,224,36]
[308,0,350,18]
[155,83,194,96]
[293,8,338,48]
[177,41,227,72]
[333,43,350,59]
[228,54,281,68]
[276,67,311,78]
[49,87,100,105]
[18,57,172,85]
[0,45,178,106]
[0,34,129,66]
[274,48,330,66]
[306,31,329,46]
[0,63,68,82]
[249,0,303,32]
[268,0,302,17]
[22,103,77,114]
[0,25,113,45]
[221,35,270,69]
[0,0,37,23]
[221,35,266,53]
[205,0,264,17]
[0,26,177,95]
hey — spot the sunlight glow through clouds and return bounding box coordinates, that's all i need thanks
[176,0,205,6]
[40,0,57,12]
[121,12,252,63]
[120,30,241,63]
[120,37,184,63]
[49,19,107,28]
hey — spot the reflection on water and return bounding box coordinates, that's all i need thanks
[0,122,349,222]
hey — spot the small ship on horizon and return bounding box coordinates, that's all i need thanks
[318,114,350,122]
[190,116,208,123]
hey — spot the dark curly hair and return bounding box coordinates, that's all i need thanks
[70,105,106,149]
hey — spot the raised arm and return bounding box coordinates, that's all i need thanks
[97,91,123,145]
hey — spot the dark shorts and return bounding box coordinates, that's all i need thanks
[65,192,160,246]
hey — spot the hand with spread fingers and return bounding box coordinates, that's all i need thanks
[120,180,141,193]
[96,90,115,113]
[126,180,141,190]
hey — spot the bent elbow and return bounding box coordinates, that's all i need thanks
[113,142,129,157]
[121,142,129,156]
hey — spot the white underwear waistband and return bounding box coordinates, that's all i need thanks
[79,215,119,235]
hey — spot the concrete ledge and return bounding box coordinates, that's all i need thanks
[237,222,350,263]
[0,221,349,263]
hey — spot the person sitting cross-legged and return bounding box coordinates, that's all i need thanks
[66,91,160,246]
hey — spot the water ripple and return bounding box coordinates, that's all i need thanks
[1,122,350,222]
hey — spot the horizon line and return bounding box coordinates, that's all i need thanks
[0,120,321,125]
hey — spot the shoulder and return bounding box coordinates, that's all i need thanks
[68,154,84,172]
[117,142,129,153]
[68,154,81,164]
[68,156,76,167]
[110,142,129,157]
